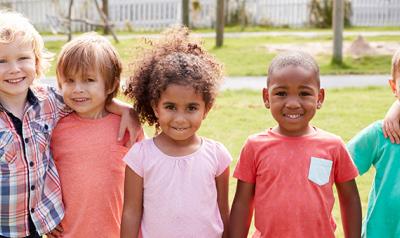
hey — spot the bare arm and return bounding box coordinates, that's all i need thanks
[106,99,141,146]
[120,167,143,238]
[383,100,400,144]
[336,179,362,238]
[216,168,230,238]
[229,180,255,238]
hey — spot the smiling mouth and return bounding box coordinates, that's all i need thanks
[5,77,25,84]
[284,114,302,119]
[72,98,89,102]
[172,127,188,131]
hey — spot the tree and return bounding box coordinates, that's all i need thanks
[216,0,224,47]
[332,0,344,64]
[102,0,109,35]
[182,0,190,27]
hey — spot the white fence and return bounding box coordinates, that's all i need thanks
[0,0,399,32]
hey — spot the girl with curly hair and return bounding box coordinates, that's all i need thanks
[120,26,232,238]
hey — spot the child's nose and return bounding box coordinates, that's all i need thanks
[285,97,301,108]
[73,83,84,93]
[8,61,21,74]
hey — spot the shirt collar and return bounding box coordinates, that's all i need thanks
[0,88,39,112]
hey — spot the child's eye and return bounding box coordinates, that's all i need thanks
[187,106,198,112]
[87,78,96,82]
[66,78,74,83]
[0,59,6,64]
[299,91,312,96]
[19,56,31,61]
[275,92,286,96]
[165,105,176,110]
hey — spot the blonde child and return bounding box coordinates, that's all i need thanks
[49,33,144,238]
[347,49,400,238]
[0,11,138,238]
[120,26,231,238]
[229,51,362,238]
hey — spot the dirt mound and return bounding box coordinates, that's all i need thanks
[346,35,376,57]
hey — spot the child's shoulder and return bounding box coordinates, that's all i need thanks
[30,83,60,101]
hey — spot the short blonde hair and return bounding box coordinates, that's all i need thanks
[0,10,52,78]
[391,49,400,80]
[56,32,122,104]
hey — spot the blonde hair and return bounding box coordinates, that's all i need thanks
[0,10,52,78]
[56,32,122,104]
[391,49,400,80]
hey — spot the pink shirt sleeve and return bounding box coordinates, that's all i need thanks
[233,139,257,184]
[333,139,359,183]
[215,142,233,176]
[123,142,145,177]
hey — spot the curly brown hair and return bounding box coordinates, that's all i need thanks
[124,26,223,128]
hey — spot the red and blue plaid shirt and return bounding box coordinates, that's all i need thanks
[0,84,70,237]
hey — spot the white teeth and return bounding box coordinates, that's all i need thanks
[173,127,186,131]
[73,98,88,102]
[286,114,301,119]
[6,77,24,83]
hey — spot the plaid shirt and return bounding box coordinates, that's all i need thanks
[0,84,70,237]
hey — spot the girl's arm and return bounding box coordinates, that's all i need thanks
[107,99,141,146]
[229,180,255,238]
[216,168,230,238]
[383,100,400,144]
[120,167,143,238]
[335,179,362,238]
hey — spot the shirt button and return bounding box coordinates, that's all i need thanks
[30,208,35,213]
[31,185,35,191]
[44,124,49,130]
[24,138,29,143]
[29,161,34,167]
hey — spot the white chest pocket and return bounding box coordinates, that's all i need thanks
[308,157,332,186]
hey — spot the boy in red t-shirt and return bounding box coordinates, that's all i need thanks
[230,51,362,238]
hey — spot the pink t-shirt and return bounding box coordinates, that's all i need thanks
[51,113,142,238]
[123,138,232,238]
[234,128,358,238]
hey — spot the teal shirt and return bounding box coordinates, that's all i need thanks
[347,121,400,238]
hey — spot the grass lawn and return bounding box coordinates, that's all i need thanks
[44,34,397,77]
[139,86,392,238]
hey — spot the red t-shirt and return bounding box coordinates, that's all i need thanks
[234,128,358,238]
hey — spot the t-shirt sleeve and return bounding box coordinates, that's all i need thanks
[347,121,381,175]
[233,139,257,184]
[123,142,145,177]
[333,138,359,183]
[215,142,233,176]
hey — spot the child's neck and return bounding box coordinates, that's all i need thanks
[153,132,202,157]
[272,125,316,137]
[0,92,28,119]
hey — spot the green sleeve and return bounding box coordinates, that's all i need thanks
[347,121,382,175]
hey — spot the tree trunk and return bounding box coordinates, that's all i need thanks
[102,0,109,35]
[67,0,73,41]
[332,0,344,64]
[216,0,224,47]
[182,0,190,27]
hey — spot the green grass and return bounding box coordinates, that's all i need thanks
[174,86,390,237]
[44,34,396,77]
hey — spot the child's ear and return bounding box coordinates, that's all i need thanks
[262,88,270,109]
[202,104,212,119]
[317,88,325,109]
[107,78,120,95]
[389,79,397,95]
[151,101,159,118]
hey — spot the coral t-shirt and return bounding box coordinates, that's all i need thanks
[234,128,358,238]
[124,138,232,238]
[51,113,142,238]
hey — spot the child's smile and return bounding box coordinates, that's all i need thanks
[153,84,209,147]
[0,39,36,104]
[263,65,324,137]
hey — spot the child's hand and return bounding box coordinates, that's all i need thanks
[383,100,400,144]
[46,224,63,238]
[118,108,142,147]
